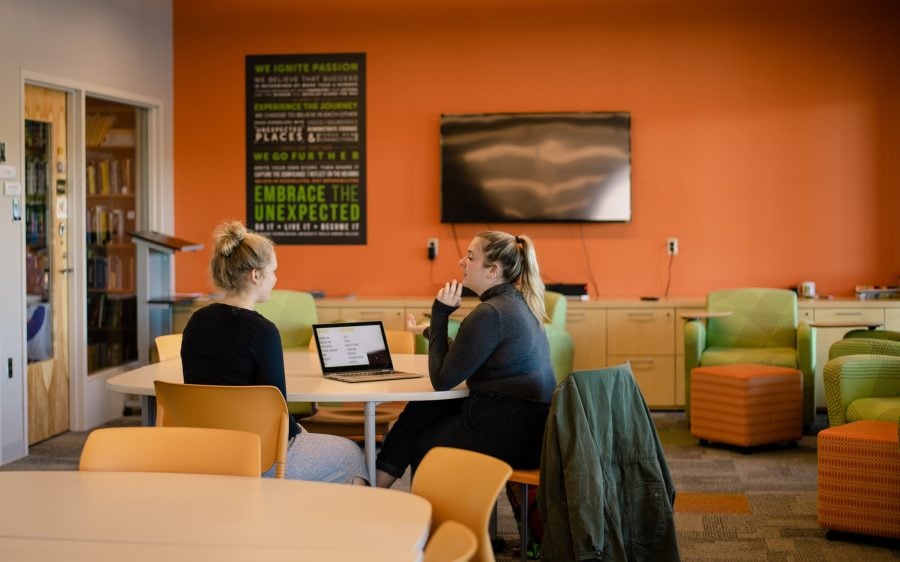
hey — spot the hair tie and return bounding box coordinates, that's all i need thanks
[515,236,522,244]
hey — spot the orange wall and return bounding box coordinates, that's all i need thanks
[172,0,900,299]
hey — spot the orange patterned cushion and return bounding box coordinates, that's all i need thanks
[817,420,900,538]
[690,364,803,447]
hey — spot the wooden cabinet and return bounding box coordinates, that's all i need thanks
[316,300,405,329]
[885,308,900,331]
[606,308,676,407]
[565,307,606,371]
[174,295,900,411]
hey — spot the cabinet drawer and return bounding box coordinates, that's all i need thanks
[814,308,884,324]
[607,355,675,407]
[315,307,343,324]
[884,308,900,331]
[566,309,607,371]
[347,307,405,329]
[607,309,674,355]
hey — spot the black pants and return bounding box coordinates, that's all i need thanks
[376,393,550,478]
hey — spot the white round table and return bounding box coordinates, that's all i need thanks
[107,352,468,484]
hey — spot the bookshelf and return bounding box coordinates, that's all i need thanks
[24,121,50,304]
[85,99,141,373]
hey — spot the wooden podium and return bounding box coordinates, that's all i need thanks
[130,231,203,364]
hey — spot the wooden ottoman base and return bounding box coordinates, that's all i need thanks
[691,363,803,447]
[818,420,900,539]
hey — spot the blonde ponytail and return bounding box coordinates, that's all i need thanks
[477,231,546,325]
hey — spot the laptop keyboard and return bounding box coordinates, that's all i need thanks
[340,370,393,379]
[328,371,424,383]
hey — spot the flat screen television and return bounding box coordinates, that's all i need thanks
[440,112,631,223]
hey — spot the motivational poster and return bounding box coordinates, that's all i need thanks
[246,53,366,244]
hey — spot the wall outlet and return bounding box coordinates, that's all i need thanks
[427,238,438,261]
[667,237,679,256]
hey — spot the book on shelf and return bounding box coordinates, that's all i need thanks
[121,158,132,195]
[98,160,110,194]
[110,159,119,194]
[86,163,97,195]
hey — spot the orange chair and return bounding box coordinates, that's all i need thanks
[154,381,290,478]
[424,520,478,562]
[412,447,512,562]
[154,333,183,362]
[79,426,260,477]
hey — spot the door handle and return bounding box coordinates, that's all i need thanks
[59,268,74,274]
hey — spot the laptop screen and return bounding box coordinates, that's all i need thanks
[312,322,394,374]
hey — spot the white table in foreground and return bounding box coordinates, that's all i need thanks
[0,471,430,561]
[107,351,469,485]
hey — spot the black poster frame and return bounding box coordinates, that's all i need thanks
[245,53,366,245]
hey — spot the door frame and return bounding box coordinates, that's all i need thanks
[21,70,166,433]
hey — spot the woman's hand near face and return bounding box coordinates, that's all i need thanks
[437,280,463,308]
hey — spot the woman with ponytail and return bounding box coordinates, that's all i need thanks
[181,221,367,484]
[376,231,555,488]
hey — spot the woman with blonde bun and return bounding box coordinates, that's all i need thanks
[181,220,367,484]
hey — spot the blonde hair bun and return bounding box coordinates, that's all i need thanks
[213,220,247,258]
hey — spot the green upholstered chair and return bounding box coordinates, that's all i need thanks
[544,290,568,329]
[684,288,816,428]
[843,329,900,342]
[254,290,318,418]
[544,291,574,383]
[823,337,900,426]
[254,290,318,351]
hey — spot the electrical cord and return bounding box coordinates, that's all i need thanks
[664,253,674,298]
[579,224,600,297]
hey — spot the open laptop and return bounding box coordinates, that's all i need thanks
[312,321,424,383]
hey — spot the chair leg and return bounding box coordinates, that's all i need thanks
[519,482,529,562]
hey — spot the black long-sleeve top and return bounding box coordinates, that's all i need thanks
[180,302,299,440]
[427,283,556,403]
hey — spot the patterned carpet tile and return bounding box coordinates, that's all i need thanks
[676,492,751,514]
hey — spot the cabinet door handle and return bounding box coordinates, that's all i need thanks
[628,358,657,369]
[626,312,655,321]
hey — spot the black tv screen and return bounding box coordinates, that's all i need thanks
[440,112,631,223]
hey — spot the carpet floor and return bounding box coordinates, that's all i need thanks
[3,412,898,561]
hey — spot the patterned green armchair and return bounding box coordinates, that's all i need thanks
[254,289,318,418]
[684,288,816,427]
[823,336,900,426]
[544,291,574,383]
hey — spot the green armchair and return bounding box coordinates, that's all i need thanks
[254,289,318,418]
[544,291,574,383]
[684,288,816,427]
[823,337,900,426]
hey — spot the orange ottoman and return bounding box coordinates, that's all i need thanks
[690,363,803,447]
[818,420,900,539]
